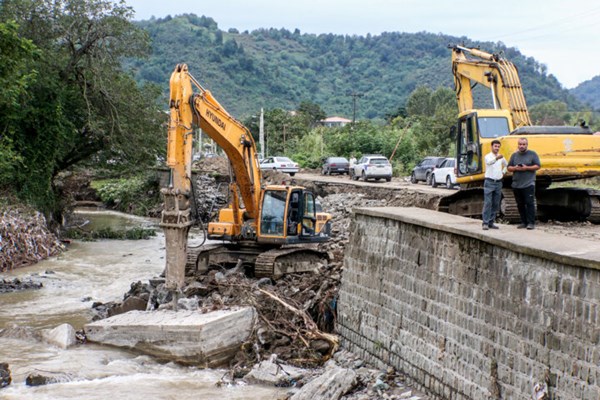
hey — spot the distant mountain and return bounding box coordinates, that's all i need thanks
[130,14,582,120]
[571,76,600,111]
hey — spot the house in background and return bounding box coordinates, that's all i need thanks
[319,116,352,128]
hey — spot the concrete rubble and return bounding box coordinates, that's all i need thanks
[40,323,77,349]
[290,365,357,400]
[84,307,255,367]
[244,354,307,386]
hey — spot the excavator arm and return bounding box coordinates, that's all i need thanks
[168,64,262,217]
[450,45,532,128]
[161,64,262,290]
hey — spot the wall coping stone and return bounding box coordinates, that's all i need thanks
[355,207,600,270]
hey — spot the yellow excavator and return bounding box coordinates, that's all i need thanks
[160,64,331,291]
[439,45,600,222]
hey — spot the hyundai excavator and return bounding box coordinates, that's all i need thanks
[160,64,331,291]
[439,45,600,222]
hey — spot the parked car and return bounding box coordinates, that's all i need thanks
[431,157,458,189]
[259,156,299,176]
[410,156,446,185]
[322,156,350,175]
[351,154,392,182]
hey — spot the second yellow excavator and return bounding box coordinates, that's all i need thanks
[160,64,331,291]
[440,45,600,222]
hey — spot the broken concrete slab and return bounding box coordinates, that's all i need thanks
[244,354,306,386]
[40,323,77,349]
[84,307,255,367]
[290,366,357,400]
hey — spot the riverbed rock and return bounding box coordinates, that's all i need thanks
[25,373,63,386]
[289,366,357,400]
[244,354,306,387]
[0,363,11,388]
[84,307,255,367]
[107,295,148,317]
[40,323,77,349]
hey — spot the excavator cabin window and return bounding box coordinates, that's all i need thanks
[260,190,287,236]
[457,113,481,176]
[287,191,301,236]
[478,117,510,139]
[301,192,316,236]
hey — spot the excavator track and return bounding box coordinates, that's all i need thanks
[585,192,600,223]
[500,189,521,223]
[254,245,329,279]
[186,243,227,275]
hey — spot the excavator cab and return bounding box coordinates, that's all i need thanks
[258,186,330,243]
[456,110,512,180]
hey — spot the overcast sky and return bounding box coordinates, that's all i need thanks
[125,0,600,89]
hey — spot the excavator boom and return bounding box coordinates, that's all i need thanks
[451,45,531,128]
[161,64,331,288]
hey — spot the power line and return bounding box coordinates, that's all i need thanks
[482,6,600,42]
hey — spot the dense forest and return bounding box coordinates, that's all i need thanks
[130,14,591,120]
[571,76,600,110]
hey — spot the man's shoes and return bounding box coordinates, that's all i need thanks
[489,224,500,229]
[517,224,527,229]
[482,224,489,230]
[526,224,535,230]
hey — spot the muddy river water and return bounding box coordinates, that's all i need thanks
[0,210,285,399]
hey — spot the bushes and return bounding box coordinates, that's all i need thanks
[91,172,161,216]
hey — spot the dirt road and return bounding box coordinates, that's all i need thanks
[292,171,600,242]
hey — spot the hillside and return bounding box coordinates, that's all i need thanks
[130,14,582,120]
[571,76,600,111]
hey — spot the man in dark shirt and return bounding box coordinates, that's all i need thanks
[507,138,541,229]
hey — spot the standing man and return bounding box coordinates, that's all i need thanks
[482,139,507,230]
[507,138,541,230]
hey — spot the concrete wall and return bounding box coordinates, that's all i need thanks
[337,207,600,400]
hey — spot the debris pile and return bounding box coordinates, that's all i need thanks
[192,155,230,176]
[0,208,64,272]
[191,174,228,223]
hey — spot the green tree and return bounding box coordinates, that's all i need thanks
[0,21,38,186]
[0,0,164,219]
[529,100,570,125]
[405,86,456,157]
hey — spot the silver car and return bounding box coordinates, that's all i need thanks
[259,156,299,176]
[351,155,392,182]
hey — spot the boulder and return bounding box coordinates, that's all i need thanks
[40,323,77,349]
[0,363,11,388]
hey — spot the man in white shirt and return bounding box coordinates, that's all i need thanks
[482,139,508,230]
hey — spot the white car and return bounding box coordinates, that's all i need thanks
[259,156,299,176]
[351,154,392,182]
[431,157,458,189]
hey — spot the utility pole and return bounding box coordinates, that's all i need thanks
[283,124,287,154]
[348,92,364,125]
[259,108,265,159]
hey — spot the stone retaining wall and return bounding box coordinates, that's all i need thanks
[337,207,600,400]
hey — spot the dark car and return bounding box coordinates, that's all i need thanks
[410,156,446,185]
[322,156,350,175]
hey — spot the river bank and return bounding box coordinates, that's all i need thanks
[0,206,64,273]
